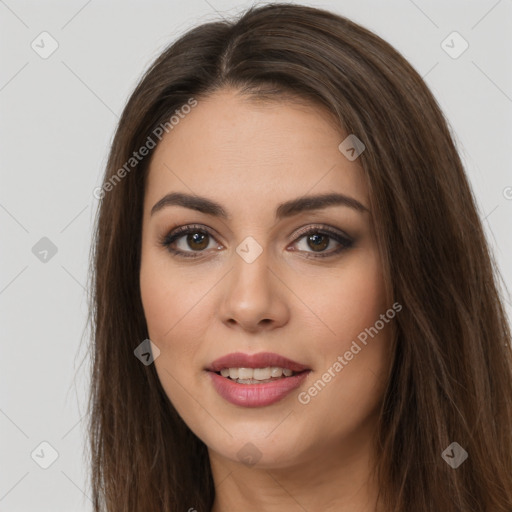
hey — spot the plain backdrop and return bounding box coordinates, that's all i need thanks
[1,1,511,510]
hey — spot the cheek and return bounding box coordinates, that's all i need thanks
[140,252,201,343]
[336,265,388,341]
[299,250,388,344]
[139,255,206,415]
[300,251,392,408]
[139,252,212,385]
[140,262,174,340]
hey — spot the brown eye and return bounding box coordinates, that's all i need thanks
[161,224,353,260]
[184,232,209,251]
[291,226,354,258]
[305,233,329,252]
[161,225,219,258]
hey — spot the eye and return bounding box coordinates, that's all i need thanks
[159,224,220,258]
[159,224,353,259]
[289,225,354,259]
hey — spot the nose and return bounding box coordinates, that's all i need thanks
[217,246,290,333]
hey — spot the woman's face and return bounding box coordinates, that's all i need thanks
[140,88,395,469]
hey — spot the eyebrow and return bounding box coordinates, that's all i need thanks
[150,191,369,220]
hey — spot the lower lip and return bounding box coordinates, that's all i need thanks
[208,370,310,407]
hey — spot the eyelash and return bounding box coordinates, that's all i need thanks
[159,223,354,260]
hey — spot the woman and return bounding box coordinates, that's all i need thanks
[87,3,512,511]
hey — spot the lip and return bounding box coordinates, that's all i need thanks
[208,370,311,407]
[206,351,310,373]
[206,351,311,408]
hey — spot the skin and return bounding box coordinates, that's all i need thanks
[139,88,395,512]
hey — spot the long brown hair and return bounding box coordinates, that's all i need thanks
[86,3,512,511]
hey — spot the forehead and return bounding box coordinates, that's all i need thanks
[144,89,368,218]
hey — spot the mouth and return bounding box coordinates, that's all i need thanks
[212,366,308,384]
[206,351,310,373]
[206,352,311,407]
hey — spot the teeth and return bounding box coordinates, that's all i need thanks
[218,366,296,381]
[270,366,282,377]
[239,368,253,380]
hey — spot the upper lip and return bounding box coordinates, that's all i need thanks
[206,352,310,373]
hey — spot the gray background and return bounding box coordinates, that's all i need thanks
[1,0,511,510]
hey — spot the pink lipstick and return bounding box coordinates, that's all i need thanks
[206,352,311,407]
